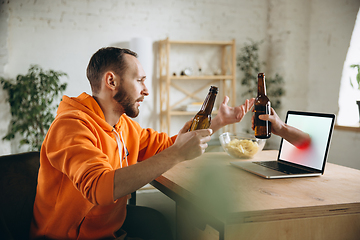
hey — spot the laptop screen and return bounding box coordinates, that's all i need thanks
[278,111,335,171]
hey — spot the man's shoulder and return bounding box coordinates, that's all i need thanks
[56,109,88,120]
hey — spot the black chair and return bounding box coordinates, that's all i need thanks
[0,151,40,240]
[0,151,137,240]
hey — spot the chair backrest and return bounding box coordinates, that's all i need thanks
[0,151,40,240]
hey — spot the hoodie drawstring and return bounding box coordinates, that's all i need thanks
[112,129,128,168]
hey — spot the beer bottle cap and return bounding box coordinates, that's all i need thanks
[210,86,218,93]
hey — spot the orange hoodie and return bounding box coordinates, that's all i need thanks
[30,93,176,239]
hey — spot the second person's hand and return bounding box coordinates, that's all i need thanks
[251,108,312,148]
[251,107,285,136]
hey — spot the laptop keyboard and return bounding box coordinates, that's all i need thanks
[254,161,312,175]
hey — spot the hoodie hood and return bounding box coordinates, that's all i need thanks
[57,92,115,132]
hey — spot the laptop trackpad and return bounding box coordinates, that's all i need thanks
[230,161,287,178]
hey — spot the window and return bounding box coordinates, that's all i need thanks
[337,8,360,126]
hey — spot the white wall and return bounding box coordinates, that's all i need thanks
[0,0,359,169]
[0,1,11,154]
[306,0,360,170]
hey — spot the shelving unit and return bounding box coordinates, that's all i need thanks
[158,38,236,134]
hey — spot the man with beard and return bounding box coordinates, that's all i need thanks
[30,47,254,240]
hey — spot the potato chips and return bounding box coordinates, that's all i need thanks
[225,139,260,158]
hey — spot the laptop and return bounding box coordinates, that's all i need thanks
[230,111,336,179]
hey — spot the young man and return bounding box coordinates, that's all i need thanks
[30,47,254,240]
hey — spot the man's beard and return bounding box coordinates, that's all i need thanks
[113,86,139,118]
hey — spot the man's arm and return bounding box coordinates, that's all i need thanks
[113,96,254,200]
[252,108,311,148]
[113,123,212,201]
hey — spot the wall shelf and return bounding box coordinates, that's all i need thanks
[334,124,360,132]
[158,38,236,134]
[166,110,220,116]
[169,75,234,80]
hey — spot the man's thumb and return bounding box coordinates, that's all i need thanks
[222,95,229,106]
[179,120,192,134]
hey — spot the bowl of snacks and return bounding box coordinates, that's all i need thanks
[219,132,266,159]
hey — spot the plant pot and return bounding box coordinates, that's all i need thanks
[357,101,360,122]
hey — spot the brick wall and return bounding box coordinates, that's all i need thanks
[0,1,11,154]
[0,0,359,169]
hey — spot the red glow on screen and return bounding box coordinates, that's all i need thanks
[296,138,311,150]
[286,139,312,162]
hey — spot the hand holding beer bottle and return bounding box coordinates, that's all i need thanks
[188,86,218,131]
[252,107,312,149]
[254,73,271,139]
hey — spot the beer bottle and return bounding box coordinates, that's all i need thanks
[254,73,271,139]
[188,86,218,131]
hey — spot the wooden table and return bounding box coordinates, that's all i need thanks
[151,150,360,240]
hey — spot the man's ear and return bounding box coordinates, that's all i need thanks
[104,71,117,90]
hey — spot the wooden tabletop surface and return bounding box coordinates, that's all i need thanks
[153,150,360,224]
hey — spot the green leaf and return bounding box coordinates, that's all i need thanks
[237,39,285,112]
[1,65,68,151]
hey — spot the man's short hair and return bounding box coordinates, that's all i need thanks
[86,47,137,93]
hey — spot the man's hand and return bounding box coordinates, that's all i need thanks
[172,120,212,161]
[251,108,311,148]
[251,107,285,136]
[113,120,212,201]
[210,96,255,133]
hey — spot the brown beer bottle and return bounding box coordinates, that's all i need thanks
[254,73,271,139]
[188,86,218,131]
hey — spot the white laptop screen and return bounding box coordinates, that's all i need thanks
[278,112,335,171]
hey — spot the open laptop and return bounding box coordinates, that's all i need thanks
[230,111,336,179]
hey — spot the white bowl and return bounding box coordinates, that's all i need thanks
[219,132,266,159]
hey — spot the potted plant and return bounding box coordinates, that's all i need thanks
[237,40,285,112]
[0,65,67,151]
[236,40,286,150]
[349,64,360,121]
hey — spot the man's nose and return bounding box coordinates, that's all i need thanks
[142,84,149,96]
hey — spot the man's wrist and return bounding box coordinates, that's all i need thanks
[210,115,223,133]
[164,145,185,163]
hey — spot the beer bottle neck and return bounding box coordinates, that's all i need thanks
[257,74,267,96]
[201,88,217,114]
